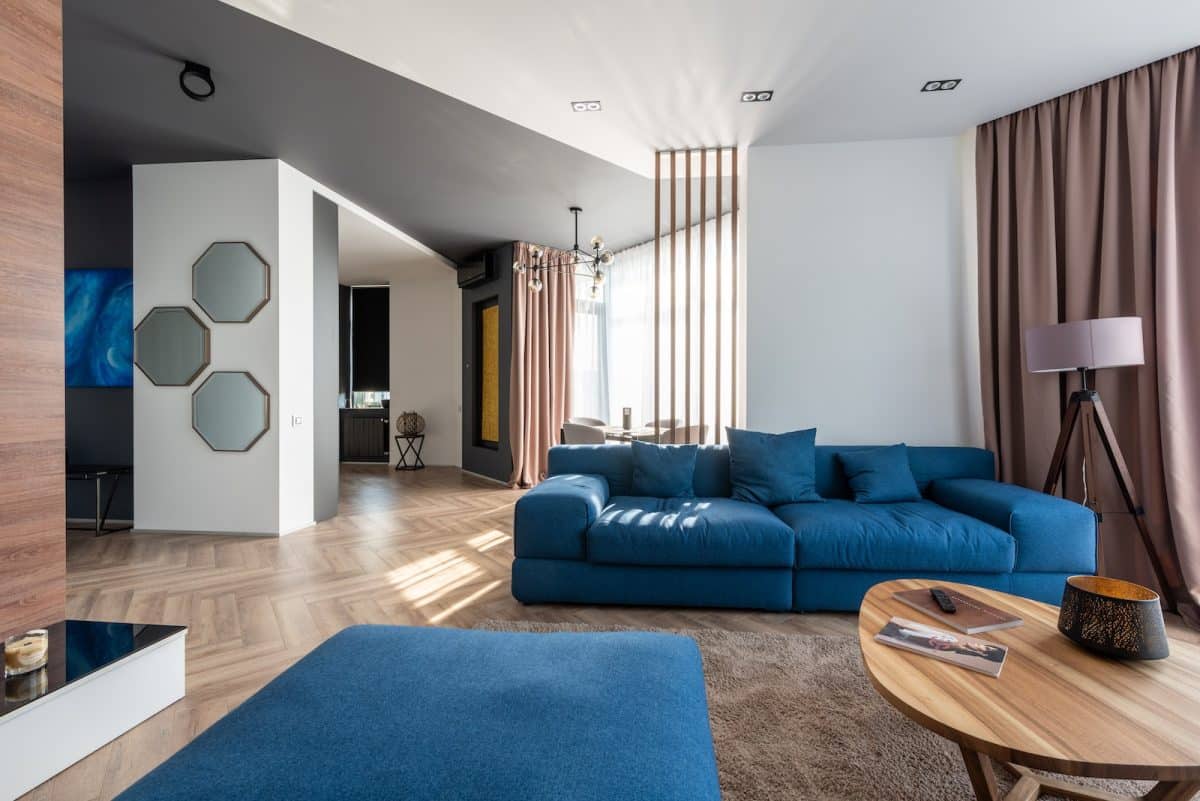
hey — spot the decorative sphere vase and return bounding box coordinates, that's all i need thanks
[396,411,425,436]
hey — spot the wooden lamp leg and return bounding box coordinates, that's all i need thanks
[1089,395,1176,612]
[1043,393,1083,496]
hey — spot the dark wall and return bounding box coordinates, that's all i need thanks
[312,194,339,522]
[350,286,390,392]
[461,243,513,483]
[65,173,133,520]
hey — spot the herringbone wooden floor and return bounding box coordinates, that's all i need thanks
[25,465,856,801]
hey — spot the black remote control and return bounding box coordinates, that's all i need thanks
[930,588,957,614]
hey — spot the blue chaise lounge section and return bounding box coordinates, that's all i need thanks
[512,444,1097,611]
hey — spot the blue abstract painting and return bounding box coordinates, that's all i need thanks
[65,268,133,387]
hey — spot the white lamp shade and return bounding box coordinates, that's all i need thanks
[1025,317,1144,373]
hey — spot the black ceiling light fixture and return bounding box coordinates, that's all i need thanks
[921,79,962,92]
[179,61,215,101]
[741,90,773,103]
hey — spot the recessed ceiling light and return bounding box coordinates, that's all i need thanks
[741,90,773,103]
[921,79,962,93]
[572,100,602,112]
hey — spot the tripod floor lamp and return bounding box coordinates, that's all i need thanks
[1026,316,1175,610]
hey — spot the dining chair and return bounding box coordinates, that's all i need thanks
[660,424,708,444]
[568,416,607,427]
[561,422,606,444]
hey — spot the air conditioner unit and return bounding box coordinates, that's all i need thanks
[456,258,493,289]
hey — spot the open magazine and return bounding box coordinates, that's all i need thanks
[874,616,1008,678]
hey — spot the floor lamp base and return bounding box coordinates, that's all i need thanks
[1042,388,1177,613]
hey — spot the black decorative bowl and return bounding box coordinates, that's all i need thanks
[1058,575,1169,660]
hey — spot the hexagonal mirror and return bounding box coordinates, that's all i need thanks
[192,371,270,452]
[134,306,211,386]
[192,242,270,323]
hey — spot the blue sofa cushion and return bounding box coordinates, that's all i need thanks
[837,444,921,503]
[726,427,822,506]
[588,496,796,568]
[774,499,1016,572]
[547,444,732,498]
[114,626,721,801]
[631,440,698,498]
[815,445,994,499]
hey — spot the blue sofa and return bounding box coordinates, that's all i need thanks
[512,444,1097,612]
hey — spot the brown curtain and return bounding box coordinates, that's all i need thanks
[977,46,1200,624]
[509,242,575,488]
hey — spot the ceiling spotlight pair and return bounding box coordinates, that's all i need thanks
[741,90,773,103]
[571,100,602,112]
[921,79,962,92]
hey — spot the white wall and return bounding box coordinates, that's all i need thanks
[134,160,282,534]
[745,136,982,446]
[277,163,316,533]
[388,259,462,467]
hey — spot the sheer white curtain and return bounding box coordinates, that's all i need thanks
[605,240,656,426]
[570,273,609,421]
[601,212,735,437]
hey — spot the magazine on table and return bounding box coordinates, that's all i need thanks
[874,616,1008,678]
[891,587,1024,634]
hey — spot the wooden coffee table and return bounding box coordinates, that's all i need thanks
[859,579,1200,801]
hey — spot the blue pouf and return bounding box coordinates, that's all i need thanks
[116,625,721,801]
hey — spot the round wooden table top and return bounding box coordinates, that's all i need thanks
[859,579,1200,781]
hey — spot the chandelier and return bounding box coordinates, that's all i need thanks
[513,206,615,297]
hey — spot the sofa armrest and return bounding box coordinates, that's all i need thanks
[927,478,1096,574]
[514,474,609,561]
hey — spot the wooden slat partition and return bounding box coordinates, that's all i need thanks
[0,0,65,638]
[653,153,661,441]
[669,152,677,441]
[684,150,692,442]
[653,147,739,446]
[715,149,723,445]
[731,150,739,431]
[699,150,707,443]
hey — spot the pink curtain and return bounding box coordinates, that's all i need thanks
[509,242,575,488]
[976,47,1200,624]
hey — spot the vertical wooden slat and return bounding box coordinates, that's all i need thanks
[731,147,739,430]
[715,148,724,445]
[653,152,661,439]
[669,151,677,443]
[684,149,692,442]
[699,149,707,445]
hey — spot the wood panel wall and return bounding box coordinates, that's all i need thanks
[0,0,66,638]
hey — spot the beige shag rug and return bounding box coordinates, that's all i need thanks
[477,621,1146,801]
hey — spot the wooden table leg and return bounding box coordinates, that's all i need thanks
[961,744,1000,801]
[1003,763,1200,801]
[1143,782,1200,801]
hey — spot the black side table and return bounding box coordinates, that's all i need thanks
[393,434,425,471]
[66,464,133,536]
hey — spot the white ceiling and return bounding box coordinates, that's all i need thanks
[222,0,1199,177]
[338,205,446,285]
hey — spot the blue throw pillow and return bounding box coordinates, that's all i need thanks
[725,427,822,507]
[838,444,921,503]
[630,440,698,498]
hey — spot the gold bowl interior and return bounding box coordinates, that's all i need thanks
[1067,575,1159,602]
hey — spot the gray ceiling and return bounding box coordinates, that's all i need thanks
[64,0,654,263]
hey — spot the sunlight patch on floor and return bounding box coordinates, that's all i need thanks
[468,529,511,553]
